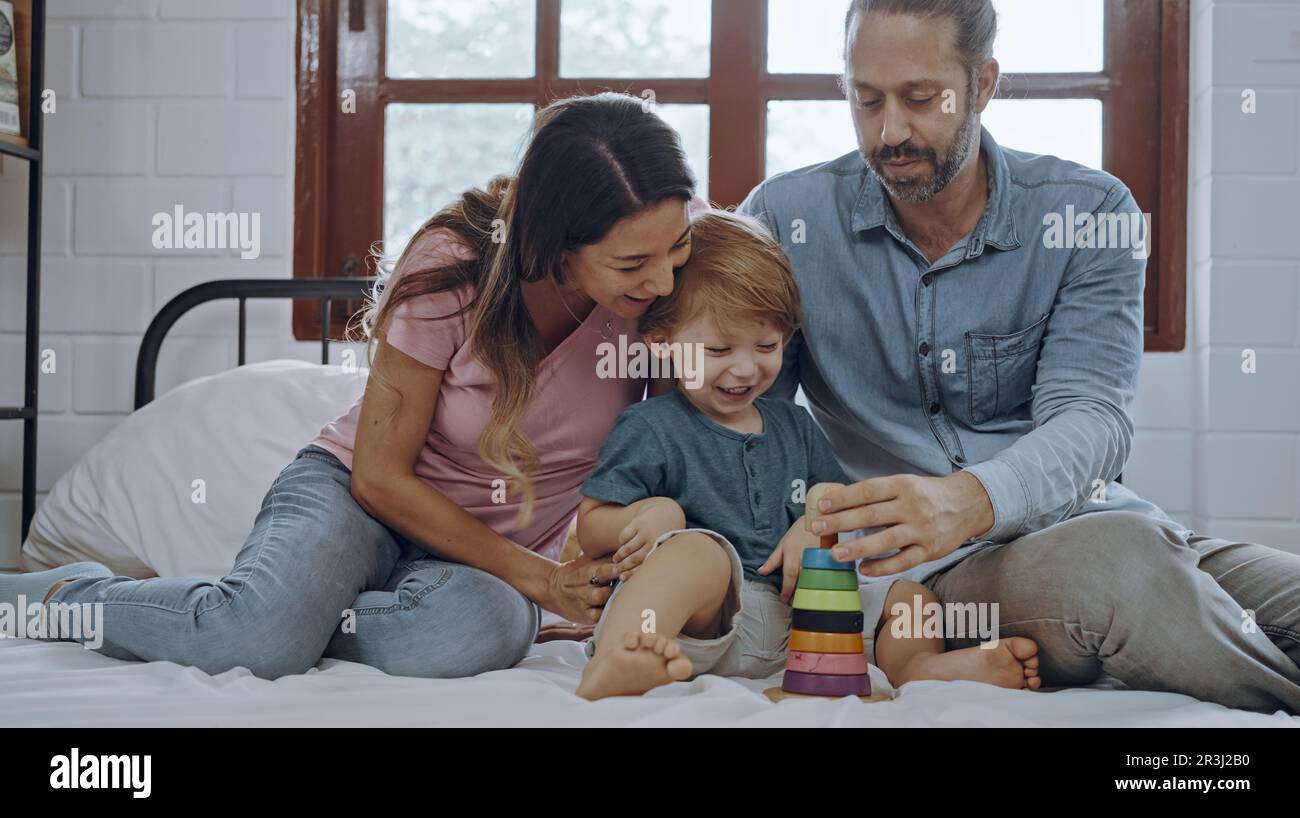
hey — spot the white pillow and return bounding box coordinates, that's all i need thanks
[21,360,367,581]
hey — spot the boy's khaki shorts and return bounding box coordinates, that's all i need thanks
[584,528,898,678]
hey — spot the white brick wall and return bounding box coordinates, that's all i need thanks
[0,0,360,568]
[1206,1,1300,548]
[1058,1,1300,547]
[1,0,1298,568]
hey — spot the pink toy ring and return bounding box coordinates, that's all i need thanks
[786,650,870,675]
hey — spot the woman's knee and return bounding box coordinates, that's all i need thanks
[434,568,538,674]
[367,565,538,679]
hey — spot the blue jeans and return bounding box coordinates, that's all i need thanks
[48,445,541,680]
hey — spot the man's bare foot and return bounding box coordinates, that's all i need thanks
[576,632,693,700]
[892,636,1042,690]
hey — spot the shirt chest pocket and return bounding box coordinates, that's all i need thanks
[964,312,1050,425]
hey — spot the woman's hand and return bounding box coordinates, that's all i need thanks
[612,497,685,581]
[757,516,822,602]
[542,553,621,625]
[534,622,596,643]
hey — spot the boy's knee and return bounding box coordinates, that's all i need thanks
[656,531,733,578]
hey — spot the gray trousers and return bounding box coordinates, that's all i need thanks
[922,511,1300,714]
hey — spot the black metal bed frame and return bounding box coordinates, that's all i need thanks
[10,272,373,541]
[133,277,378,410]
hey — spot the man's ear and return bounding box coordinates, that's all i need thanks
[975,58,1000,114]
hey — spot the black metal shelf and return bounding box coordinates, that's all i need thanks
[0,139,39,162]
[1,0,47,545]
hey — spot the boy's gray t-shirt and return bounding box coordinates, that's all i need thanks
[581,389,851,588]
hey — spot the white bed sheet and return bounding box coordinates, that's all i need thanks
[2,637,1296,727]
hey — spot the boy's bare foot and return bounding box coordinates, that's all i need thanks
[893,636,1042,691]
[576,632,693,700]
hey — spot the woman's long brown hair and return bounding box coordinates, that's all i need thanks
[349,92,696,531]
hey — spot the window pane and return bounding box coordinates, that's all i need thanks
[384,104,534,256]
[767,100,1104,180]
[560,0,710,78]
[386,0,535,79]
[766,101,859,177]
[981,99,1103,170]
[769,0,1105,75]
[653,103,710,201]
[767,0,846,75]
[992,0,1103,73]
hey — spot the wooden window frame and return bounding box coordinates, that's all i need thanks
[294,0,1188,351]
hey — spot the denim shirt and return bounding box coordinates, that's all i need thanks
[738,127,1190,580]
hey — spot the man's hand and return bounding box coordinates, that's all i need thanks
[756,516,822,602]
[810,471,994,577]
[612,497,685,581]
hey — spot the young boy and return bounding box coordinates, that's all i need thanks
[574,211,1041,700]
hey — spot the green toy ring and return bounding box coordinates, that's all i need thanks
[792,587,862,612]
[796,568,859,591]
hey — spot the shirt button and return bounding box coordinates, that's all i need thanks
[753,492,761,503]
[919,342,930,356]
[922,274,934,287]
[929,401,941,415]
[954,455,966,465]
[746,440,756,450]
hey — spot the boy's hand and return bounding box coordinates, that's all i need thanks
[613,497,685,581]
[757,516,822,602]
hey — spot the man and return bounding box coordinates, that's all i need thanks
[739,0,1300,713]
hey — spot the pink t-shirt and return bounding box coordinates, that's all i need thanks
[311,229,645,560]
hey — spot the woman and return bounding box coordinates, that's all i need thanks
[1,92,697,679]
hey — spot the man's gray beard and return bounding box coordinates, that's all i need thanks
[867,110,981,205]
